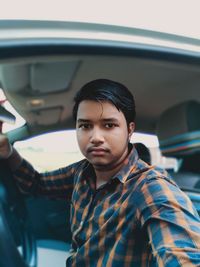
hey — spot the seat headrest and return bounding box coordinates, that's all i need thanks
[134,142,151,164]
[156,100,200,157]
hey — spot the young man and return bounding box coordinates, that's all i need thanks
[1,79,200,266]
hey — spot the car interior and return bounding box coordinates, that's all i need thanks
[0,20,200,267]
[156,100,200,213]
[134,142,151,165]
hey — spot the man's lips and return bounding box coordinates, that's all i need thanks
[87,147,109,155]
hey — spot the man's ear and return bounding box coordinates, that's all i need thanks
[128,122,135,139]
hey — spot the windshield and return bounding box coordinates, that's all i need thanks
[0,0,199,39]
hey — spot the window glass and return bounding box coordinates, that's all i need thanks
[14,130,84,172]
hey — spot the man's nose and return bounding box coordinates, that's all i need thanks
[90,128,104,144]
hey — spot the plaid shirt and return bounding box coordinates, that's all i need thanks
[14,145,200,267]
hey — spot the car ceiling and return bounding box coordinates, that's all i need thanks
[0,21,199,138]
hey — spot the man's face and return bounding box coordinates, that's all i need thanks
[76,100,135,171]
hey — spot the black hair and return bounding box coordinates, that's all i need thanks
[73,79,136,125]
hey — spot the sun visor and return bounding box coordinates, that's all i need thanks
[0,60,80,94]
[0,64,29,91]
[30,61,80,94]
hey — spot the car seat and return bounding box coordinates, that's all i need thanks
[134,142,151,164]
[156,100,200,214]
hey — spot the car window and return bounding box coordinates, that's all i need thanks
[14,130,84,171]
[14,130,178,172]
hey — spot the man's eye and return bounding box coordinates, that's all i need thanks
[79,124,91,129]
[105,123,117,128]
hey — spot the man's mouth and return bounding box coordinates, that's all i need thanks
[87,147,109,156]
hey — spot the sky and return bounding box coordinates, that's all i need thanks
[0,0,199,39]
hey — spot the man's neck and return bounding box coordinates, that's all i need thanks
[95,162,124,189]
[93,144,132,189]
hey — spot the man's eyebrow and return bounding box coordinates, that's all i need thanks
[77,119,91,123]
[101,118,119,122]
[77,118,119,123]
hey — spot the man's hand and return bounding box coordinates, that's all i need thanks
[0,134,13,159]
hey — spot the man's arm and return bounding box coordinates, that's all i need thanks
[137,177,200,267]
[0,134,77,200]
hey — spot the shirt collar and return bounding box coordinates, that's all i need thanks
[113,143,139,184]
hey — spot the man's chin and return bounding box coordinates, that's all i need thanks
[88,159,111,170]
[90,160,107,166]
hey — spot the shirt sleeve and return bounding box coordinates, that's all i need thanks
[137,176,200,267]
[13,158,84,200]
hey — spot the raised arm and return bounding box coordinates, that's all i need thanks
[0,133,79,200]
